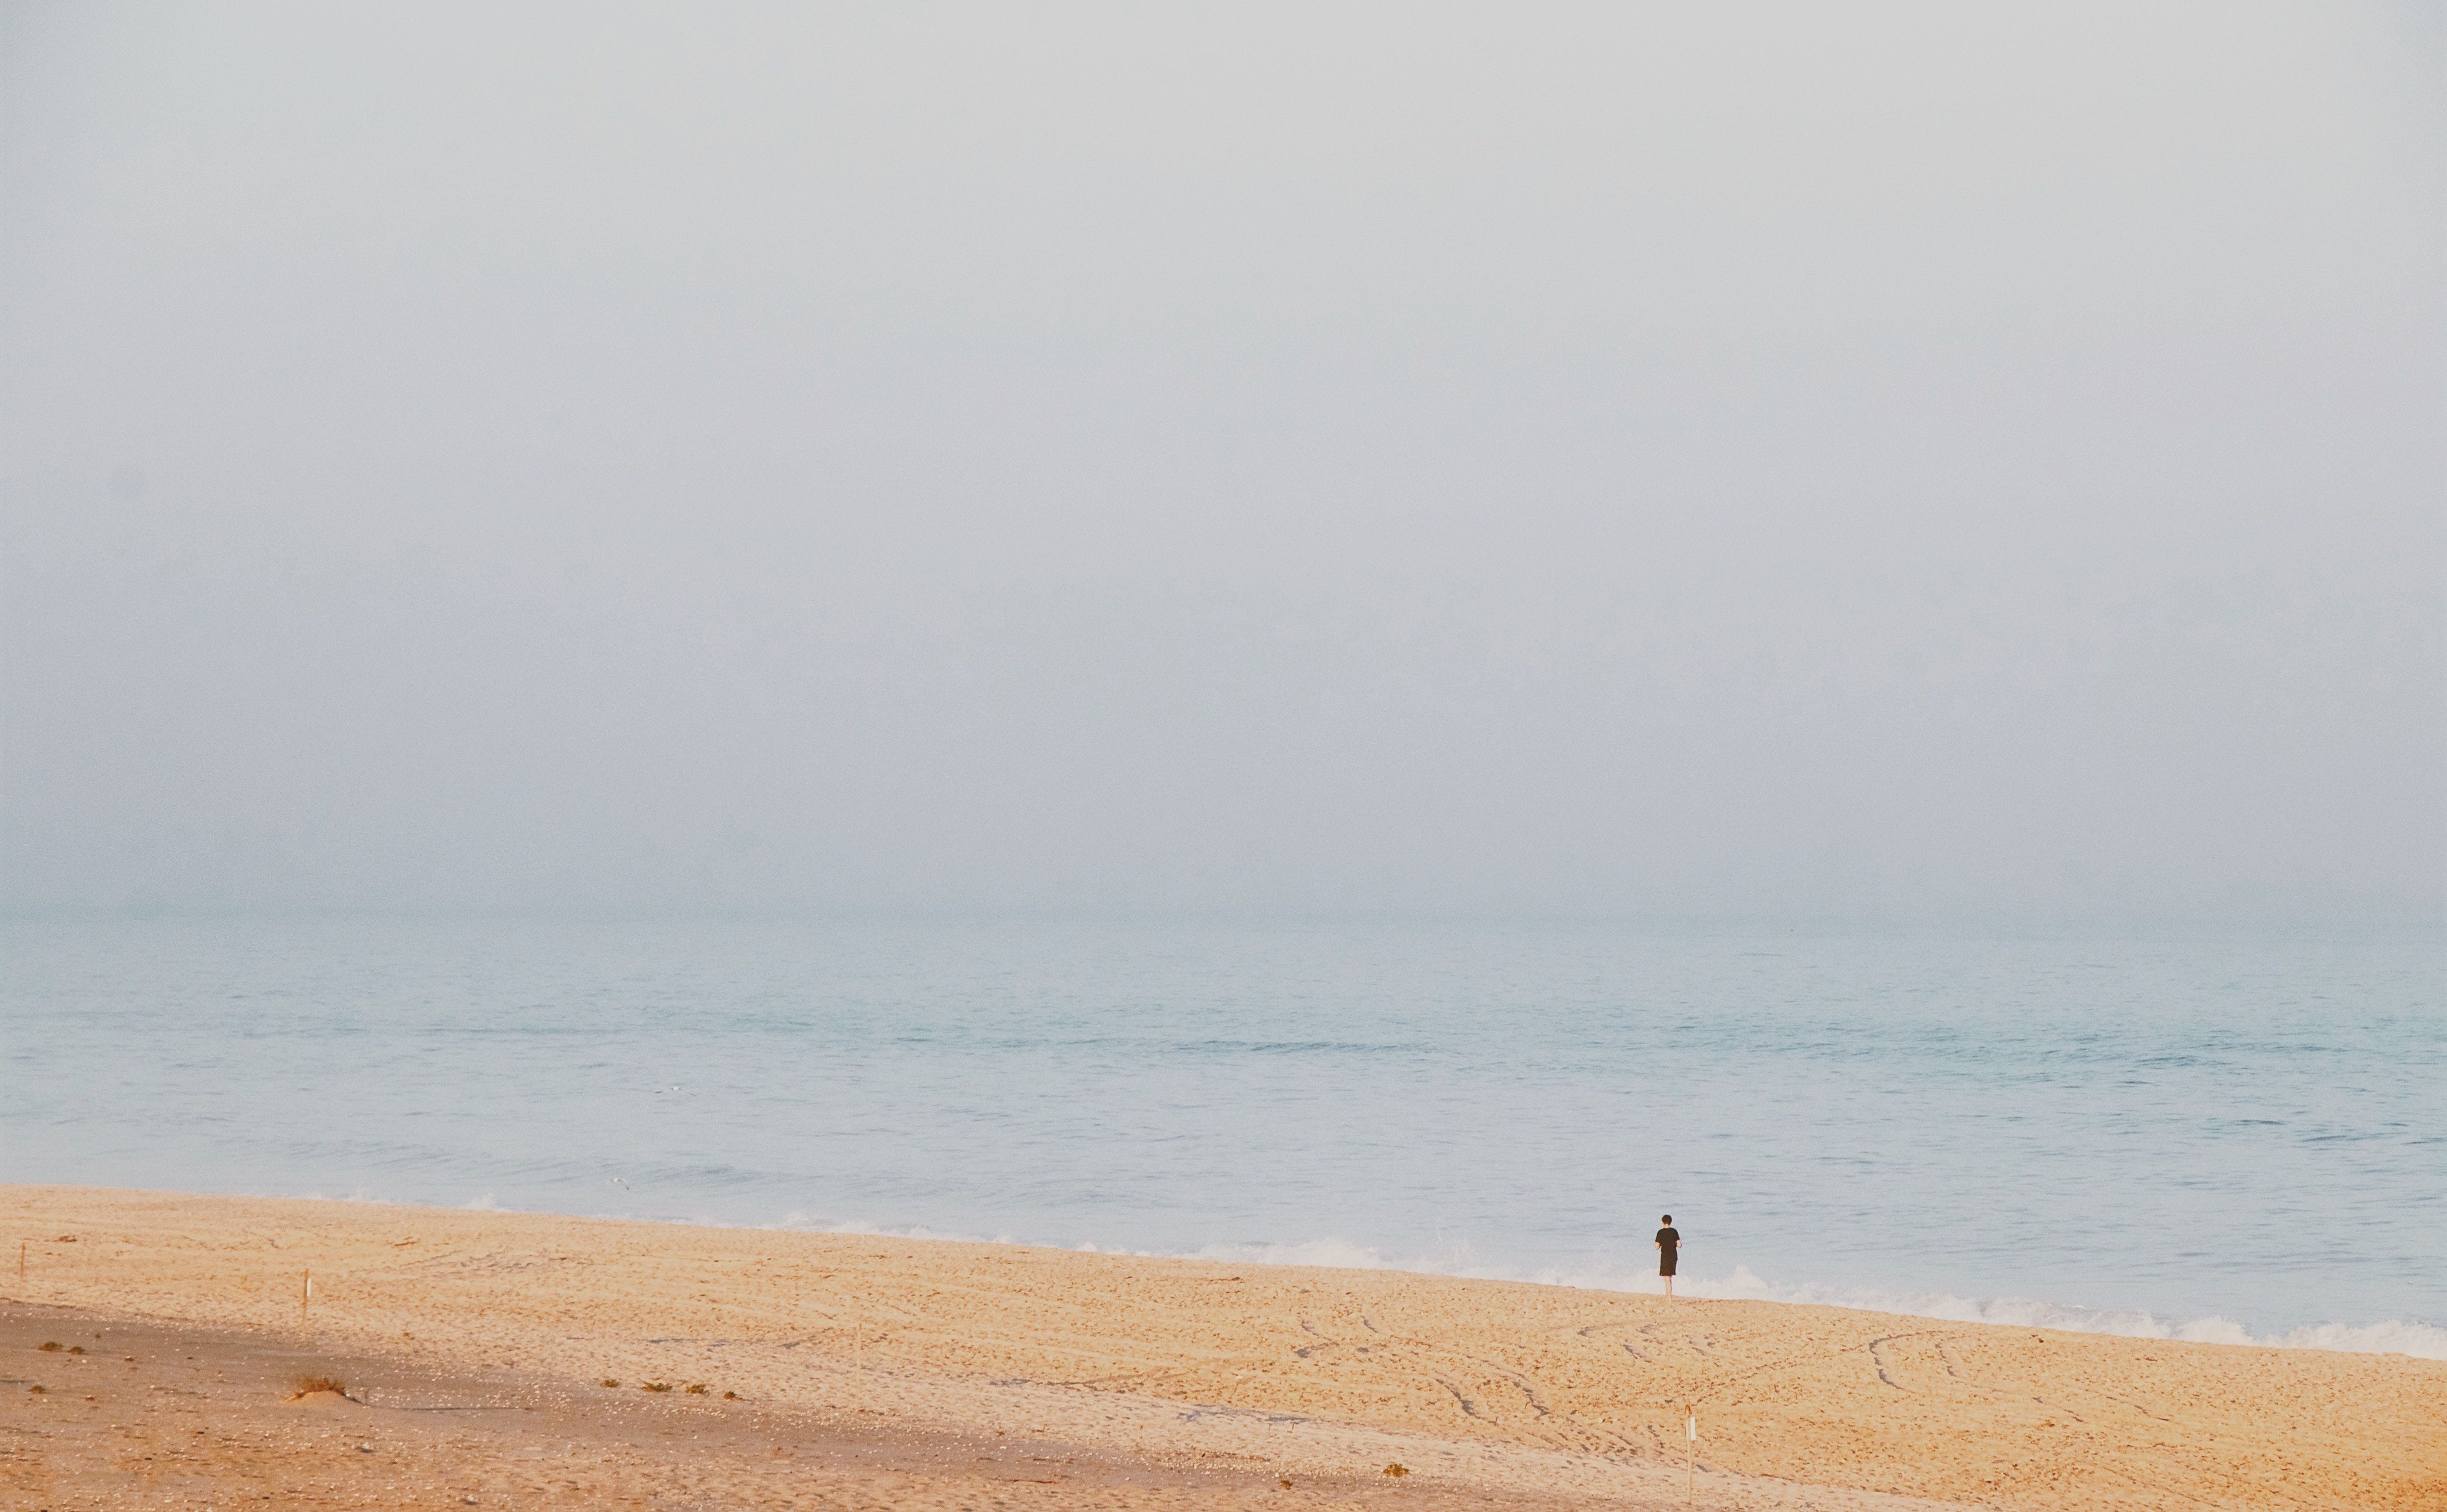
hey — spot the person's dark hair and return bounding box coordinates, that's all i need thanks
[1661,1214,1671,1225]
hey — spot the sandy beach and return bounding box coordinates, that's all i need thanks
[3,1186,2439,1511]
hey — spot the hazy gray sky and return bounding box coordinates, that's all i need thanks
[3,2,2440,922]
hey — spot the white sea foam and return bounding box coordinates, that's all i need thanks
[769,1211,1026,1247]
[1157,1239,2447,1361]
[317,1191,2447,1363]
[1673,1266,2447,1361]
[24,918,2439,1368]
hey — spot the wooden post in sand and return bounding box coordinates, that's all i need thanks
[1685,1406,1696,1505]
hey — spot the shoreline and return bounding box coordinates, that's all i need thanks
[7,1183,2443,1510]
[81,1183,2447,1361]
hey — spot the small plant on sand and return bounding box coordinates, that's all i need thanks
[684,1382,708,1394]
[26,1384,42,1394]
[722,1391,740,1401]
[641,1380,672,1393]
[600,1378,620,1388]
[37,1341,62,1352]
[67,1346,84,1354]
[290,1375,350,1400]
[1383,1463,1408,1477]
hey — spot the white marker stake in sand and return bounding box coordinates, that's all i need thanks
[302,1268,311,1321]
[1686,1409,1698,1505]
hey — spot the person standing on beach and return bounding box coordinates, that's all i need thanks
[1655,1214,1681,1300]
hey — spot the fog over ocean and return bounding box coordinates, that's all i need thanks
[7,913,2439,1357]
[4,4,2440,1380]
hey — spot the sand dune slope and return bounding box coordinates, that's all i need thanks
[4,1186,2439,1510]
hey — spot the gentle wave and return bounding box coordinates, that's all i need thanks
[305,1193,2447,1362]
[752,1213,2447,1361]
[26,919,2439,1354]
[1678,1266,2447,1361]
[1162,1238,2447,1361]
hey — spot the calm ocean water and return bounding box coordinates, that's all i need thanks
[4,915,2440,1355]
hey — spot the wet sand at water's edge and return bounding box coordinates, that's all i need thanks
[4,1186,2440,1510]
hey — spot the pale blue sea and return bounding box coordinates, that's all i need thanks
[4,915,2441,1355]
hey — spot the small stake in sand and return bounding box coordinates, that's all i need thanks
[1685,1406,1698,1505]
[302,1268,312,1321]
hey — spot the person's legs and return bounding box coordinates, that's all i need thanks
[1663,1272,1674,1301]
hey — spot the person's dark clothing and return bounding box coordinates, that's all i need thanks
[1655,1226,1680,1277]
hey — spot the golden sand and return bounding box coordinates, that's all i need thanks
[5,1185,2440,1510]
